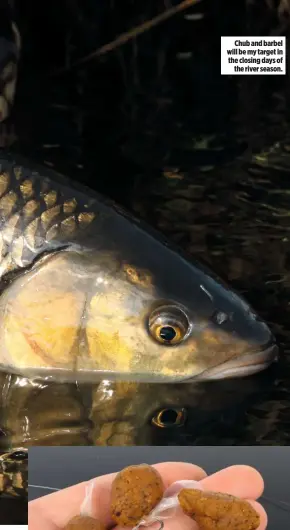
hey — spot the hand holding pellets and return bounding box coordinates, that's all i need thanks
[63,464,261,530]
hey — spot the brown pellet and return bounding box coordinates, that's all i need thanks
[63,515,106,530]
[178,489,260,530]
[110,464,164,527]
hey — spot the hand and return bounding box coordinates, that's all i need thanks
[29,461,267,530]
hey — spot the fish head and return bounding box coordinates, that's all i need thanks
[105,251,278,383]
[0,202,277,383]
[79,207,277,383]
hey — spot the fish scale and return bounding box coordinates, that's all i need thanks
[0,158,96,277]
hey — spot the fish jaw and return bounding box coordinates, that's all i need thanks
[191,341,278,381]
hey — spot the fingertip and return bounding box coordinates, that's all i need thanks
[201,464,264,500]
[227,465,265,498]
[153,461,208,487]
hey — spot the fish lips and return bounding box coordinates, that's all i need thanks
[192,341,279,381]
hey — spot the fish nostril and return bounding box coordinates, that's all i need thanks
[151,407,187,428]
[212,310,229,325]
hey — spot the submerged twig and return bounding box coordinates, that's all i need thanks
[51,0,201,76]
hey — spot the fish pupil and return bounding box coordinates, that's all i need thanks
[159,409,179,425]
[159,326,176,342]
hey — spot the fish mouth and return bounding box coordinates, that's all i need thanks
[193,342,279,381]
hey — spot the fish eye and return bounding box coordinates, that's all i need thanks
[10,450,28,461]
[152,407,187,428]
[148,305,190,345]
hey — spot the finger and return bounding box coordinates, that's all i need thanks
[201,465,264,500]
[28,462,207,529]
[152,462,207,487]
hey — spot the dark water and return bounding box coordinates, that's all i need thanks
[0,0,290,447]
[0,497,27,524]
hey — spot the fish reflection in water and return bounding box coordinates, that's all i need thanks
[0,152,277,448]
[0,374,90,446]
[0,369,276,446]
